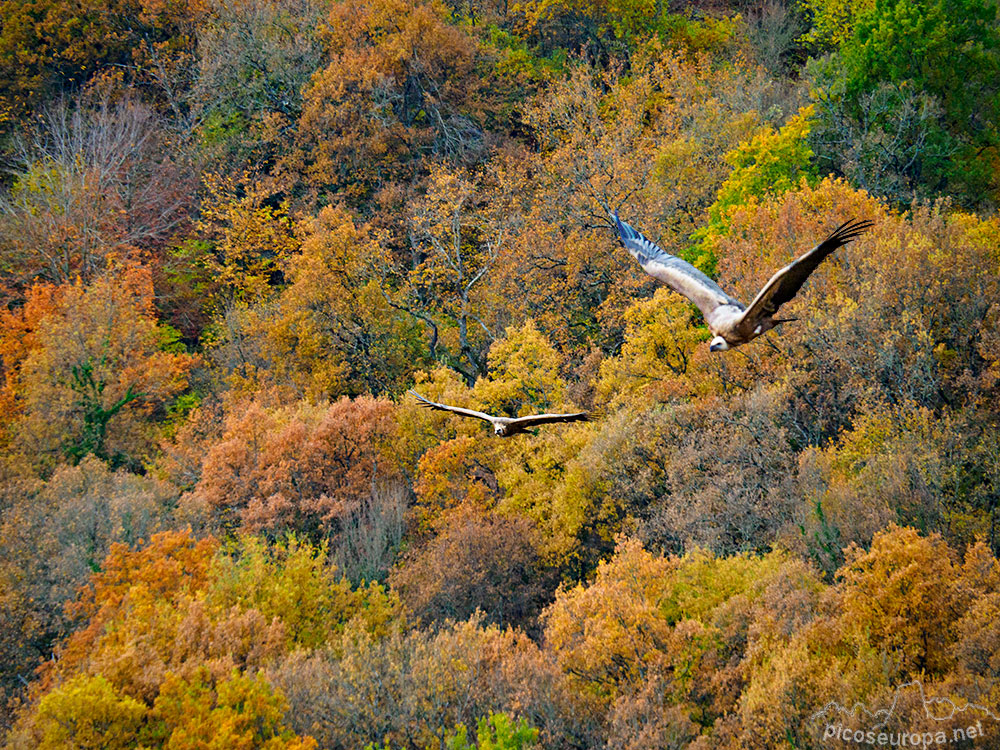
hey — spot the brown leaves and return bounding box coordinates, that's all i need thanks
[391,506,552,631]
[269,615,596,749]
[190,395,402,537]
[1,89,194,288]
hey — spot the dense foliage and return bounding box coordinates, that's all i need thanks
[1,0,999,747]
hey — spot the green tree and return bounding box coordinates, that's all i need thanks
[692,105,819,273]
[14,267,198,472]
[446,711,539,750]
[811,0,1000,203]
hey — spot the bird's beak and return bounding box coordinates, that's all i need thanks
[709,343,721,352]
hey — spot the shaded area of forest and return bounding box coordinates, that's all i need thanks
[1,0,999,747]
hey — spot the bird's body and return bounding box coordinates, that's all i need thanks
[409,391,588,437]
[484,416,529,438]
[614,213,874,350]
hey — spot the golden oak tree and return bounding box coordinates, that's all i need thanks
[291,0,483,200]
[196,171,298,311]
[264,205,426,398]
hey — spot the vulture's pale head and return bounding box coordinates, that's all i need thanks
[709,335,730,352]
[494,424,507,437]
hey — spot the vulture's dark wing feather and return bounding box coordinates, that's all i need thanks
[507,412,590,429]
[738,219,874,333]
[615,212,741,318]
[409,391,496,423]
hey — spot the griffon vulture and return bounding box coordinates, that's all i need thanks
[614,212,874,351]
[409,391,588,437]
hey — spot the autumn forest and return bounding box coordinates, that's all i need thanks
[1,0,999,747]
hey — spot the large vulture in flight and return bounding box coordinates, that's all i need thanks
[409,391,588,437]
[614,212,874,351]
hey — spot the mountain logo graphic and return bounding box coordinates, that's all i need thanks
[811,680,1000,732]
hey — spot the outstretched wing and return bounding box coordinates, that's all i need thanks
[507,411,590,430]
[737,219,874,334]
[409,390,496,424]
[614,211,741,319]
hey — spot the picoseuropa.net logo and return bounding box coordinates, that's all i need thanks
[812,680,999,746]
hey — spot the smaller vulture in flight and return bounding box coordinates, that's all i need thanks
[409,390,589,437]
[614,212,874,351]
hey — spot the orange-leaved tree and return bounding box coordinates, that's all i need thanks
[188,395,404,538]
[11,266,198,472]
[9,529,398,747]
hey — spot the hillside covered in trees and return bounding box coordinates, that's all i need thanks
[1,0,999,747]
